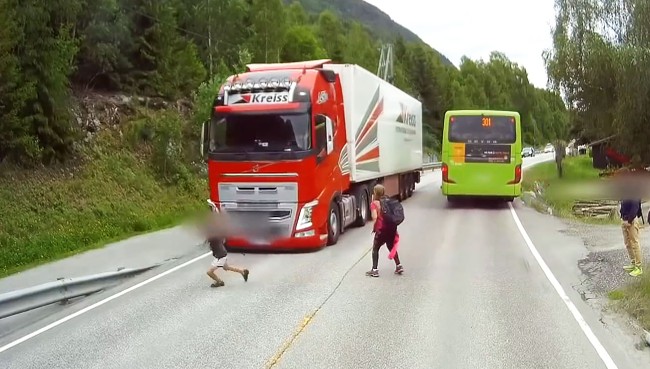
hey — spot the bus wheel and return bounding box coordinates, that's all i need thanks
[327,202,341,246]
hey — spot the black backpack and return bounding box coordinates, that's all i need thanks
[380,197,404,229]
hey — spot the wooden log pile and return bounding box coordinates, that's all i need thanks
[572,200,620,218]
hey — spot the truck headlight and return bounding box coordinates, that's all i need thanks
[296,200,318,231]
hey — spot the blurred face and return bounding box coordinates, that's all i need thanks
[202,211,232,239]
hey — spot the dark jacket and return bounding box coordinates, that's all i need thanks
[620,199,641,223]
[209,237,227,259]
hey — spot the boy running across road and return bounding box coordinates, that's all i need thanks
[202,210,250,288]
[366,184,404,277]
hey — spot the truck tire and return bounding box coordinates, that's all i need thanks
[327,202,341,246]
[406,174,414,198]
[399,174,407,201]
[352,186,369,227]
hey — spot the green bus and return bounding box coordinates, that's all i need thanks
[440,110,523,202]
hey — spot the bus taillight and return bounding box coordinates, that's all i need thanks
[442,163,455,183]
[508,164,522,184]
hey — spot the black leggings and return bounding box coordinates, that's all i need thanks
[372,230,400,269]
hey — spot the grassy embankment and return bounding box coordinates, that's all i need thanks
[609,275,650,331]
[522,155,611,223]
[0,107,208,278]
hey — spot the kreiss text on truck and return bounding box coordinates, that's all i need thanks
[200,59,424,250]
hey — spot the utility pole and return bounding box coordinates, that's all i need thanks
[377,44,394,84]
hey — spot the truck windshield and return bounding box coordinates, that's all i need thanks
[209,113,311,153]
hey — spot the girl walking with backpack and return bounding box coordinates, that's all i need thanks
[365,184,404,277]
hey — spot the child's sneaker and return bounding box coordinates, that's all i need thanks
[210,281,225,288]
[629,266,643,277]
[394,265,404,274]
[242,269,250,282]
[365,269,379,277]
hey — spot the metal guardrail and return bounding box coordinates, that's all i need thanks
[422,162,442,171]
[0,265,157,320]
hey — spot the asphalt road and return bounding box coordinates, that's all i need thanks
[0,154,646,369]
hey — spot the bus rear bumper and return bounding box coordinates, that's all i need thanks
[442,182,522,198]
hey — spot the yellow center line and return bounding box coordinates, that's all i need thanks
[264,245,373,368]
[265,310,318,369]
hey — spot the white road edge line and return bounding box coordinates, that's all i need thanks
[0,251,212,354]
[508,203,619,369]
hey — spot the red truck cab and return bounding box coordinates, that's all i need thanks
[201,59,352,250]
[201,59,424,251]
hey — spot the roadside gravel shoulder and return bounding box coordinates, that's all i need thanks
[540,203,650,350]
[562,204,650,296]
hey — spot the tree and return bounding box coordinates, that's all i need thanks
[286,1,308,26]
[281,26,326,61]
[127,0,206,98]
[249,0,286,63]
[545,0,650,164]
[0,0,38,163]
[316,11,344,62]
[74,0,134,90]
[179,0,248,75]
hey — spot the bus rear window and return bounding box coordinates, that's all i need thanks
[448,115,516,144]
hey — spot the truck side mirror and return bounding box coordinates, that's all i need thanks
[200,120,209,159]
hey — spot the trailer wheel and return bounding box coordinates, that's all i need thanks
[406,174,414,198]
[352,186,369,227]
[398,175,406,201]
[327,202,340,246]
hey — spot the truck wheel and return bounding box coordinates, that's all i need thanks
[406,175,414,198]
[327,202,340,246]
[398,175,407,201]
[352,187,369,227]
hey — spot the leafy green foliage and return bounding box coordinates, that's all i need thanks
[545,0,650,163]
[0,0,569,164]
[0,123,207,277]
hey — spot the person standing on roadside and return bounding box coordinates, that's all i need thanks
[365,184,404,277]
[202,209,250,288]
[620,197,643,277]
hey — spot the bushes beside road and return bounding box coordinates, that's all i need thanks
[0,108,207,278]
[522,155,605,222]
